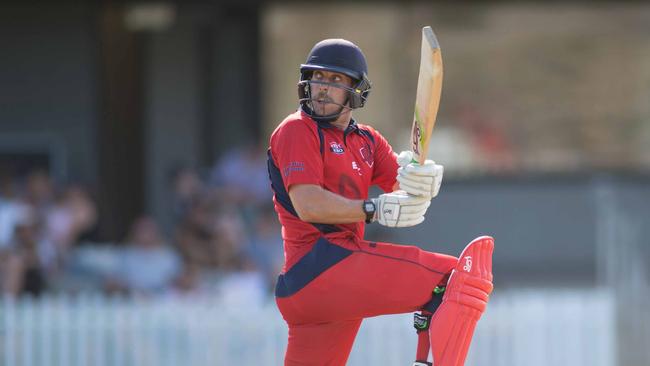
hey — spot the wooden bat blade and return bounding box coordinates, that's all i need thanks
[410,26,443,165]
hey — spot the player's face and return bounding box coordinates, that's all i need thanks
[310,70,353,116]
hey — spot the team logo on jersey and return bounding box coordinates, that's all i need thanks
[359,143,374,168]
[330,142,344,154]
[352,161,362,176]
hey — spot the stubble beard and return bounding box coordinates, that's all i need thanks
[312,92,338,116]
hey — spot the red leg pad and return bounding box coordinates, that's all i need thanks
[429,236,494,366]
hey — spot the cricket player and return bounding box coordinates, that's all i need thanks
[267,38,494,366]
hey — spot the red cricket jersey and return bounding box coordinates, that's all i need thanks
[268,110,399,271]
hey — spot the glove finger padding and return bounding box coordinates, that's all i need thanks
[401,161,439,176]
[373,192,431,228]
[397,169,436,184]
[383,191,430,205]
[398,211,429,221]
[397,175,436,196]
[397,163,443,198]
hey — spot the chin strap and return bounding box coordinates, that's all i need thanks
[300,104,348,124]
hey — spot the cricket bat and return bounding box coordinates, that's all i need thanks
[410,26,443,165]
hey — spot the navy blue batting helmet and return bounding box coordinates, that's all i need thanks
[298,39,372,117]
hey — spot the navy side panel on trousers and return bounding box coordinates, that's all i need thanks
[275,237,353,298]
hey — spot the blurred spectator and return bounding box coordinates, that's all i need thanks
[0,176,25,296]
[175,199,247,271]
[168,147,279,299]
[105,216,181,296]
[16,169,58,273]
[0,207,47,297]
[0,172,48,297]
[213,204,250,272]
[244,206,284,289]
[170,165,205,224]
[209,144,271,207]
[174,196,267,292]
[42,184,98,273]
[175,198,222,274]
[24,169,54,209]
[0,174,31,251]
[213,205,269,306]
[11,214,47,296]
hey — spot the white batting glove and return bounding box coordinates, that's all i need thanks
[371,191,431,228]
[396,150,444,198]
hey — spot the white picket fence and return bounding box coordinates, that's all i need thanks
[1,288,615,366]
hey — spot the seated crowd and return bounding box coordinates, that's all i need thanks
[0,145,283,303]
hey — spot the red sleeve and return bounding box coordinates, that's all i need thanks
[270,119,323,191]
[369,128,399,193]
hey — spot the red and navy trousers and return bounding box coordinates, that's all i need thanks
[275,233,457,365]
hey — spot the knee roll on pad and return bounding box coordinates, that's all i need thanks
[445,274,492,313]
